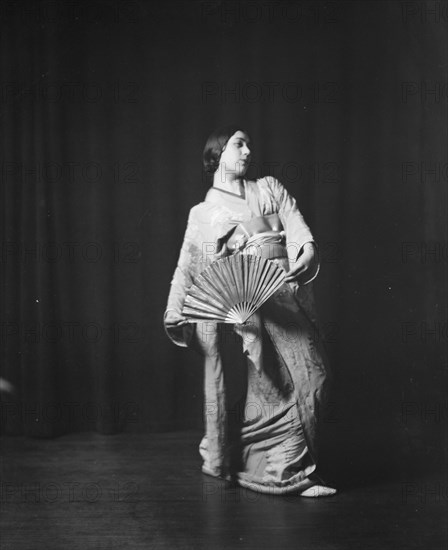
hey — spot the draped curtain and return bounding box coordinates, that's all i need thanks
[1,0,446,473]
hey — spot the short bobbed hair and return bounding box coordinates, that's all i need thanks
[202,124,249,174]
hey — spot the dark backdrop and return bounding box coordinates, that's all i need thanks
[1,1,446,479]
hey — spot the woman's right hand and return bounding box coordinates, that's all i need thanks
[164,309,188,327]
[165,311,210,356]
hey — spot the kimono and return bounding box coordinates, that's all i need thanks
[164,176,331,494]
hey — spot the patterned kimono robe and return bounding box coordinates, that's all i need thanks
[164,176,331,494]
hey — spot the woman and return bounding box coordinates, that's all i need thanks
[164,125,336,496]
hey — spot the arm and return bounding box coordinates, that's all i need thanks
[164,203,241,351]
[267,176,320,285]
[164,208,201,347]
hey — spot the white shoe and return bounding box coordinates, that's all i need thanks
[300,484,337,497]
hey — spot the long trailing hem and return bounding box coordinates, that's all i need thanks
[201,465,336,496]
[200,398,318,495]
[237,473,316,496]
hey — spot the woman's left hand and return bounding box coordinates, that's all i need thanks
[284,242,318,284]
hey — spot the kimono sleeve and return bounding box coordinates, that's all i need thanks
[163,207,204,347]
[267,176,320,285]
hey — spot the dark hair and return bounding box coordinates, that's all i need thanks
[202,124,249,174]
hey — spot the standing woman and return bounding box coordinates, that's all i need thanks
[164,125,336,496]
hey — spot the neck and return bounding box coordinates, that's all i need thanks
[213,171,245,195]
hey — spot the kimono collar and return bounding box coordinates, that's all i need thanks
[205,180,254,216]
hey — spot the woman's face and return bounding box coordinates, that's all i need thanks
[219,131,251,177]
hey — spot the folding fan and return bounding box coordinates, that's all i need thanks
[182,255,286,324]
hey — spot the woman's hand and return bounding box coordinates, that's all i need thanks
[164,309,188,327]
[164,310,212,356]
[284,242,318,284]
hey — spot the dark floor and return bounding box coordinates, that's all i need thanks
[0,431,446,550]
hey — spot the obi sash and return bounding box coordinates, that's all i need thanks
[227,214,288,260]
